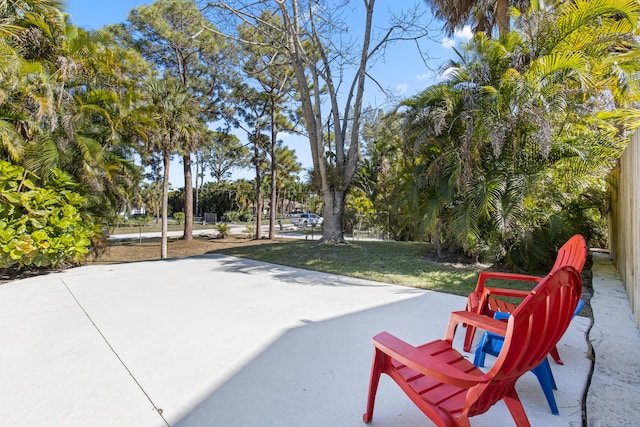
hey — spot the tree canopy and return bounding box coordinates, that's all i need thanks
[384,0,640,267]
[3,0,640,272]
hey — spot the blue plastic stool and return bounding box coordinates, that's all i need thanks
[473,300,584,415]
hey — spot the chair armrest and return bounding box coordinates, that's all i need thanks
[445,310,508,342]
[476,271,543,289]
[372,332,489,388]
[469,272,544,313]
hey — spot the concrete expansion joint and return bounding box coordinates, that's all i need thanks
[59,278,171,427]
[582,312,596,427]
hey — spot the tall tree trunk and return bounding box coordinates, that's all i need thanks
[277,0,373,244]
[194,152,201,218]
[183,154,193,240]
[496,0,510,38]
[253,134,262,240]
[269,102,277,239]
[321,188,347,243]
[161,150,170,259]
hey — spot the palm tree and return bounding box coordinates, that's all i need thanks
[263,144,302,217]
[145,77,199,258]
[0,0,66,161]
[424,0,531,38]
[140,181,163,222]
[1,3,147,221]
[17,20,148,219]
[0,0,65,46]
[400,0,640,266]
[0,41,27,162]
[123,0,234,242]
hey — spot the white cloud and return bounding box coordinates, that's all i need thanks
[395,83,409,94]
[417,72,433,81]
[442,37,455,48]
[454,25,473,40]
[443,25,473,49]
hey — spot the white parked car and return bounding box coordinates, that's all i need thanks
[292,213,323,228]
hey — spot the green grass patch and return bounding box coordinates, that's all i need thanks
[217,240,539,297]
[109,222,214,235]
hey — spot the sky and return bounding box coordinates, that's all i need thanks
[64,0,471,186]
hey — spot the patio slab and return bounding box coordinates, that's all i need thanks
[0,254,592,426]
[586,252,640,426]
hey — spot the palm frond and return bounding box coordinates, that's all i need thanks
[0,120,24,161]
[597,108,640,131]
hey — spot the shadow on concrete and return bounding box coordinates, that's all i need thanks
[171,286,587,427]
[203,253,426,292]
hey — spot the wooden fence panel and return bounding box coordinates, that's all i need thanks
[609,130,640,329]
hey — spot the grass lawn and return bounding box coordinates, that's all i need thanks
[214,238,591,317]
[92,235,545,299]
[108,222,214,235]
[217,239,541,298]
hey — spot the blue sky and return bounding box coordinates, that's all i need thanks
[66,1,153,30]
[65,0,470,185]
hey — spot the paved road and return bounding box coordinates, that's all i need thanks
[108,223,307,241]
[109,223,332,242]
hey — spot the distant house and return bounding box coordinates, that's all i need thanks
[118,207,147,218]
[130,207,146,216]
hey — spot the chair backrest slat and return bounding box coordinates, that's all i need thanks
[551,234,587,272]
[469,266,582,413]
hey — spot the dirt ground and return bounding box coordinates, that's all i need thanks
[89,236,278,264]
[0,236,278,284]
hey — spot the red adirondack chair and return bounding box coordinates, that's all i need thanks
[463,234,587,363]
[363,265,583,427]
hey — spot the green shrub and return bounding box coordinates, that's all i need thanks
[223,210,240,222]
[242,225,254,238]
[238,211,253,222]
[131,215,153,226]
[173,212,185,225]
[223,210,252,222]
[0,161,96,271]
[215,223,229,239]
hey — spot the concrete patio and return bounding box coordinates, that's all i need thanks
[0,252,634,426]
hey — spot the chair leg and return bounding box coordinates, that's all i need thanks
[549,345,564,365]
[363,348,385,423]
[463,324,476,353]
[531,359,559,415]
[474,332,505,368]
[503,388,531,427]
[473,333,490,367]
[489,335,504,354]
[463,294,480,353]
[543,360,557,391]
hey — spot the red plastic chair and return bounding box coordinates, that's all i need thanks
[473,300,585,415]
[363,265,583,427]
[463,234,587,363]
